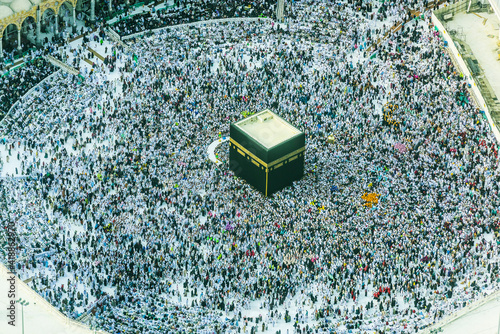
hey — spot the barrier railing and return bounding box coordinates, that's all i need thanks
[45,55,80,76]
[104,28,131,52]
[0,69,61,131]
[121,16,272,40]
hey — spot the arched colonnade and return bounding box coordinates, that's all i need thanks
[0,0,89,55]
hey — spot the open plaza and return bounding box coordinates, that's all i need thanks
[0,0,500,333]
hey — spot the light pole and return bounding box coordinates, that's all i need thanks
[497,311,500,334]
[276,0,285,22]
[17,298,29,334]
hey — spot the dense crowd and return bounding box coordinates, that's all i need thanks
[1,1,500,334]
[0,56,56,122]
[111,0,276,37]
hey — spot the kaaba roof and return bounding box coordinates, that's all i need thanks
[233,109,302,149]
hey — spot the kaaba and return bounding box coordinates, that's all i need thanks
[229,109,305,196]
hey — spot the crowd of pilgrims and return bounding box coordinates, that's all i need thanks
[1,0,500,333]
[111,0,277,37]
[0,0,276,120]
[0,56,56,121]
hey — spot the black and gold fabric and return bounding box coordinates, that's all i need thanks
[229,123,305,196]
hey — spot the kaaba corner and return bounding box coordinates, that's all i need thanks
[229,109,305,196]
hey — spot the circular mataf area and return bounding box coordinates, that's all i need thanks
[0,5,499,334]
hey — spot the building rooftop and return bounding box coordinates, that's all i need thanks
[234,109,301,149]
[0,264,104,334]
[442,9,500,128]
[0,0,40,20]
